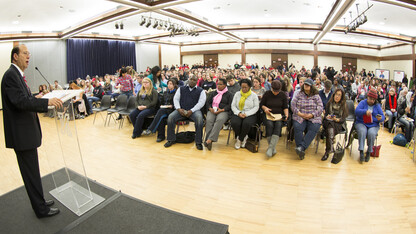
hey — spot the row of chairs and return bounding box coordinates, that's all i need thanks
[92,95,136,129]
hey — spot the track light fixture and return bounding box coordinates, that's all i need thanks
[344,2,373,34]
[138,15,200,37]
[115,22,119,29]
[120,22,124,30]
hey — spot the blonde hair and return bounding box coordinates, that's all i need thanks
[139,77,154,96]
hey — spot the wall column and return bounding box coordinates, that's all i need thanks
[413,43,415,78]
[241,43,246,65]
[314,44,318,67]
[158,44,162,68]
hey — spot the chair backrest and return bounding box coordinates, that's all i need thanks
[100,95,112,109]
[126,96,137,111]
[346,100,355,121]
[115,95,128,110]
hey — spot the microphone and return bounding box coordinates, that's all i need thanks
[35,67,51,86]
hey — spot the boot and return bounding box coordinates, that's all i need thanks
[325,128,335,154]
[266,135,279,158]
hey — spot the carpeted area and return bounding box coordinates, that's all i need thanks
[0,168,229,234]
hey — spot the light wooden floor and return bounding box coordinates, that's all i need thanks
[1,111,416,233]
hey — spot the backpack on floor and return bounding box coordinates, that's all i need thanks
[175,131,195,143]
[393,133,407,147]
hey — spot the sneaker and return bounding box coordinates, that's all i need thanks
[142,129,151,135]
[235,139,241,149]
[241,135,248,148]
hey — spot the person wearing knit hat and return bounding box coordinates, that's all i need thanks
[353,88,385,163]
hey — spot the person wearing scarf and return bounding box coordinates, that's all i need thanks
[204,78,233,150]
[385,87,398,132]
[230,79,259,150]
[142,79,178,142]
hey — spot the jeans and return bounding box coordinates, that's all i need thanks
[148,108,173,139]
[264,119,283,137]
[121,90,133,99]
[385,110,397,129]
[87,96,100,113]
[129,108,156,136]
[355,123,379,153]
[398,116,414,142]
[230,114,257,141]
[293,120,321,150]
[166,110,204,144]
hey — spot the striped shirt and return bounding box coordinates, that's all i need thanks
[291,91,323,124]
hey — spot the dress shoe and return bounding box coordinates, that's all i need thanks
[164,141,175,148]
[321,153,329,161]
[365,151,370,162]
[196,143,203,150]
[156,137,165,142]
[131,134,138,139]
[45,200,54,206]
[38,207,60,218]
[206,142,212,151]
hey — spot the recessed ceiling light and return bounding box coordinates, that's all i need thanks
[59,6,63,9]
[213,6,220,10]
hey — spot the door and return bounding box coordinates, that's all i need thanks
[204,54,218,68]
[342,57,357,74]
[271,53,288,69]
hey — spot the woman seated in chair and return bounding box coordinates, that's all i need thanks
[397,89,414,143]
[143,78,178,142]
[129,78,158,139]
[385,87,398,133]
[354,88,385,163]
[261,80,288,158]
[230,79,259,149]
[204,78,233,150]
[291,78,323,160]
[321,88,348,161]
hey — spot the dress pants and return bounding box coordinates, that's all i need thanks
[230,114,257,141]
[205,111,229,142]
[15,148,49,217]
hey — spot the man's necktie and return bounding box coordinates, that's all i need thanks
[22,76,31,93]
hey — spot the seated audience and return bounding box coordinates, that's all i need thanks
[201,74,216,92]
[230,79,259,149]
[385,87,398,132]
[87,79,104,115]
[321,88,348,161]
[251,77,266,99]
[129,78,158,139]
[354,89,385,163]
[261,80,288,157]
[226,74,240,96]
[319,80,333,109]
[291,78,323,160]
[164,75,206,150]
[397,89,414,143]
[204,78,233,150]
[143,78,178,142]
[148,66,167,92]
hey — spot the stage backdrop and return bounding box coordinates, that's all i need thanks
[67,39,136,82]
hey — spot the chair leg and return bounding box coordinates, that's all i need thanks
[315,134,320,154]
[93,112,97,124]
[227,126,232,145]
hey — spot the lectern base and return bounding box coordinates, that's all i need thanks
[50,181,105,216]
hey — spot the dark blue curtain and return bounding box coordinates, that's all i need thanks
[66,39,136,82]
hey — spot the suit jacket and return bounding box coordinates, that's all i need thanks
[1,65,49,150]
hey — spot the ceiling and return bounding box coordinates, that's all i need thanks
[1,0,415,49]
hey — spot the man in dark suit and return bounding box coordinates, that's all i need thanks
[1,44,63,218]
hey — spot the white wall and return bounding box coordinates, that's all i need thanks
[182,55,203,66]
[380,45,413,56]
[0,42,14,109]
[136,42,159,73]
[379,60,413,79]
[288,54,314,70]
[161,44,180,67]
[246,42,314,51]
[318,44,379,57]
[318,56,342,72]
[246,54,271,68]
[357,59,380,73]
[218,54,240,68]
[181,43,241,52]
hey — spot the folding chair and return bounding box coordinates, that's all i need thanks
[118,96,137,129]
[105,95,128,127]
[92,95,111,124]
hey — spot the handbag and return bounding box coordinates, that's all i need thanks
[331,142,345,164]
[245,125,261,153]
[370,145,381,157]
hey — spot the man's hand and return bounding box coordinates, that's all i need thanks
[48,98,63,109]
[366,110,372,116]
[185,110,193,118]
[137,105,146,110]
[178,108,186,116]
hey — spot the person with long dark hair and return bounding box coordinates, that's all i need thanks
[321,88,348,161]
[148,66,167,92]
